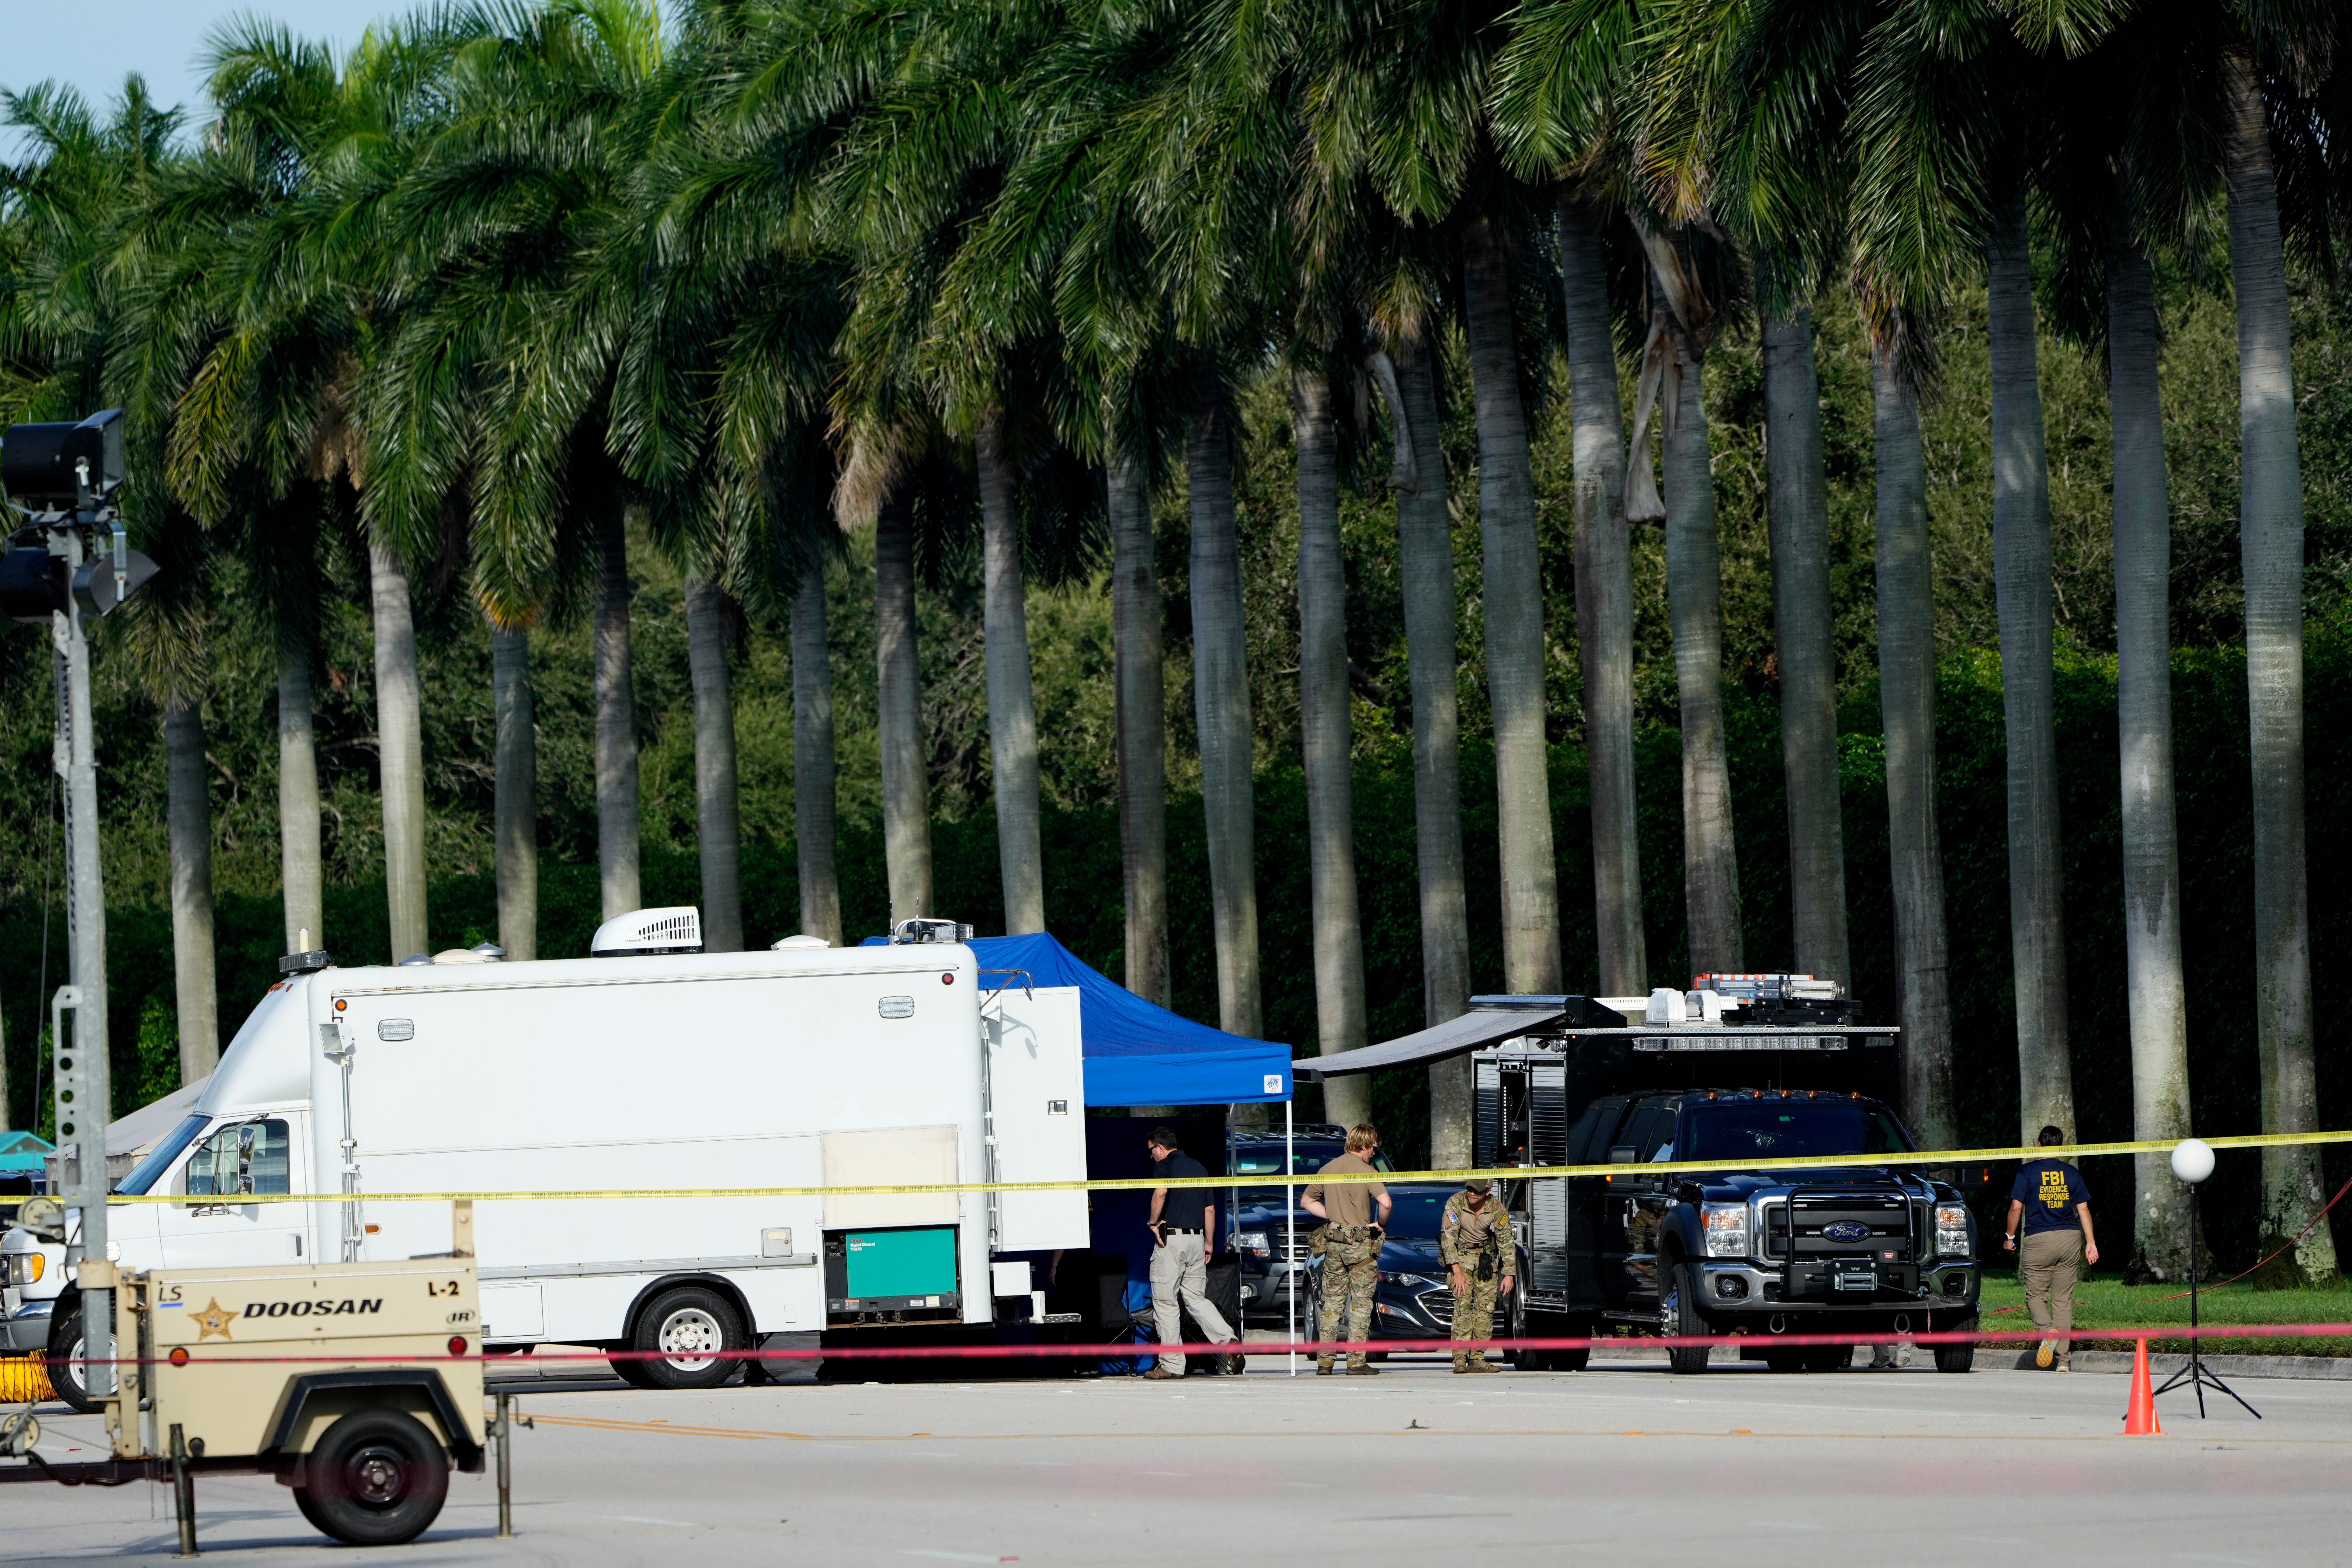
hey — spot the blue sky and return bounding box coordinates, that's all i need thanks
[3,2,406,124]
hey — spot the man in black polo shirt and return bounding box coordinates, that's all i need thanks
[1143,1126,1238,1379]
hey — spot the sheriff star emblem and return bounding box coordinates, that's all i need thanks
[193,1298,236,1342]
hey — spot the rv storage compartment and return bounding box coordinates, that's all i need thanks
[825,1226,961,1321]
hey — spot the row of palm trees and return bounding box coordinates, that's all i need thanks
[2,0,2341,1282]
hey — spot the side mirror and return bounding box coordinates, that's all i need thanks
[1607,1146,1639,1164]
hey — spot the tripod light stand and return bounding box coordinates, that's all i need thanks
[2152,1138,2260,1420]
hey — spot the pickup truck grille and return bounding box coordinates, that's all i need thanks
[1767,1194,1915,1262]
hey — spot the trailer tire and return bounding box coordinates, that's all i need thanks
[43,1306,108,1414]
[294,1408,449,1546]
[630,1286,747,1390]
[608,1352,658,1389]
[1660,1262,1710,1375]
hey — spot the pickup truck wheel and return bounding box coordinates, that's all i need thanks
[295,1408,450,1546]
[1934,1316,1978,1373]
[631,1286,747,1390]
[42,1307,109,1414]
[1660,1263,1710,1375]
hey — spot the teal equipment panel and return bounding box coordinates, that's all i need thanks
[842,1227,959,1299]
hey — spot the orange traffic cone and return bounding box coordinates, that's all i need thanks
[2123,1337,2163,1435]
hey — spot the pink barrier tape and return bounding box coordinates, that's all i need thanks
[70,1320,2352,1368]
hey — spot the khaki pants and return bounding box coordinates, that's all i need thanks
[1148,1231,1234,1375]
[2019,1229,2084,1358]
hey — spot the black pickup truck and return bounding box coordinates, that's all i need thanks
[1477,1011,1984,1374]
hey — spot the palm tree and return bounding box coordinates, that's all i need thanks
[1557,194,1646,998]
[1293,360,1369,1123]
[173,18,460,962]
[874,489,933,922]
[1187,370,1265,1036]
[976,413,1047,933]
[1108,445,1169,1003]
[1460,211,1565,995]
[1388,326,1472,1121]
[1634,236,1742,974]
[1624,0,1963,1139]
[791,562,842,944]
[682,564,744,949]
[1761,301,1850,986]
[1984,190,2076,1144]
[1489,5,1655,996]
[490,623,538,958]
[2221,35,2337,1281]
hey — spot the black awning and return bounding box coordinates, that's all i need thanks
[1291,997,1623,1081]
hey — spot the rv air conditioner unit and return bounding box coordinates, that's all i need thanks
[591,906,704,956]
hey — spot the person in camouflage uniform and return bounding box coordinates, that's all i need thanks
[1302,1124,1391,1375]
[1440,1179,1515,1373]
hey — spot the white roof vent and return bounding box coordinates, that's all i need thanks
[591,906,704,957]
[772,934,832,950]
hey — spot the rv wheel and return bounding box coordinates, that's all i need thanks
[295,1408,449,1546]
[631,1286,747,1390]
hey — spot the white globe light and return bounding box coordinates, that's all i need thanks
[2171,1138,2216,1185]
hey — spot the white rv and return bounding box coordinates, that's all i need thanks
[31,912,1087,1399]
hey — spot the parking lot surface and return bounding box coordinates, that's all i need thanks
[9,1351,2348,1566]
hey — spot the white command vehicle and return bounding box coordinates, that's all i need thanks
[40,911,1087,1398]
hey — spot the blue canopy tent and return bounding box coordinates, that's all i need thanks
[861,931,1302,1367]
[860,931,1291,1106]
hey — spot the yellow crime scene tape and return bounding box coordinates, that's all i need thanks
[92,1127,2352,1205]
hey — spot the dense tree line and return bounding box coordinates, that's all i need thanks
[4,0,2350,1283]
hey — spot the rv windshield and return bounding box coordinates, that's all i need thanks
[1680,1102,1912,1163]
[114,1114,212,1196]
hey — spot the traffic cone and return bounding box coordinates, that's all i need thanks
[2123,1337,2162,1435]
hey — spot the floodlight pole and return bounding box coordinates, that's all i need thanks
[47,516,114,1384]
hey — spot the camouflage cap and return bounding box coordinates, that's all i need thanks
[1462,1178,1492,1195]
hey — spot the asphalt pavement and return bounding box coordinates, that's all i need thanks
[8,1349,2347,1566]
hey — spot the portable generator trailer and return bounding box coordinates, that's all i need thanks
[0,1216,499,1550]
[21,910,1090,1408]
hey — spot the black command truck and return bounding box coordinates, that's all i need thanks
[1470,985,1985,1374]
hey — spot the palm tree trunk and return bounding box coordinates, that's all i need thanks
[1393,329,1471,1162]
[1987,195,2075,1144]
[276,624,323,953]
[2108,237,2193,1280]
[593,507,642,920]
[1871,344,1957,1150]
[791,567,842,945]
[1559,194,1645,997]
[1661,311,1742,975]
[977,413,1046,934]
[876,494,933,925]
[2224,50,2336,1281]
[1294,366,1370,1129]
[1763,308,1850,985]
[684,572,743,952]
[1110,447,1169,1005]
[1460,213,1563,994]
[491,623,537,961]
[369,542,429,961]
[1188,374,1264,1044]
[1105,442,1171,1006]
[165,695,218,1082]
